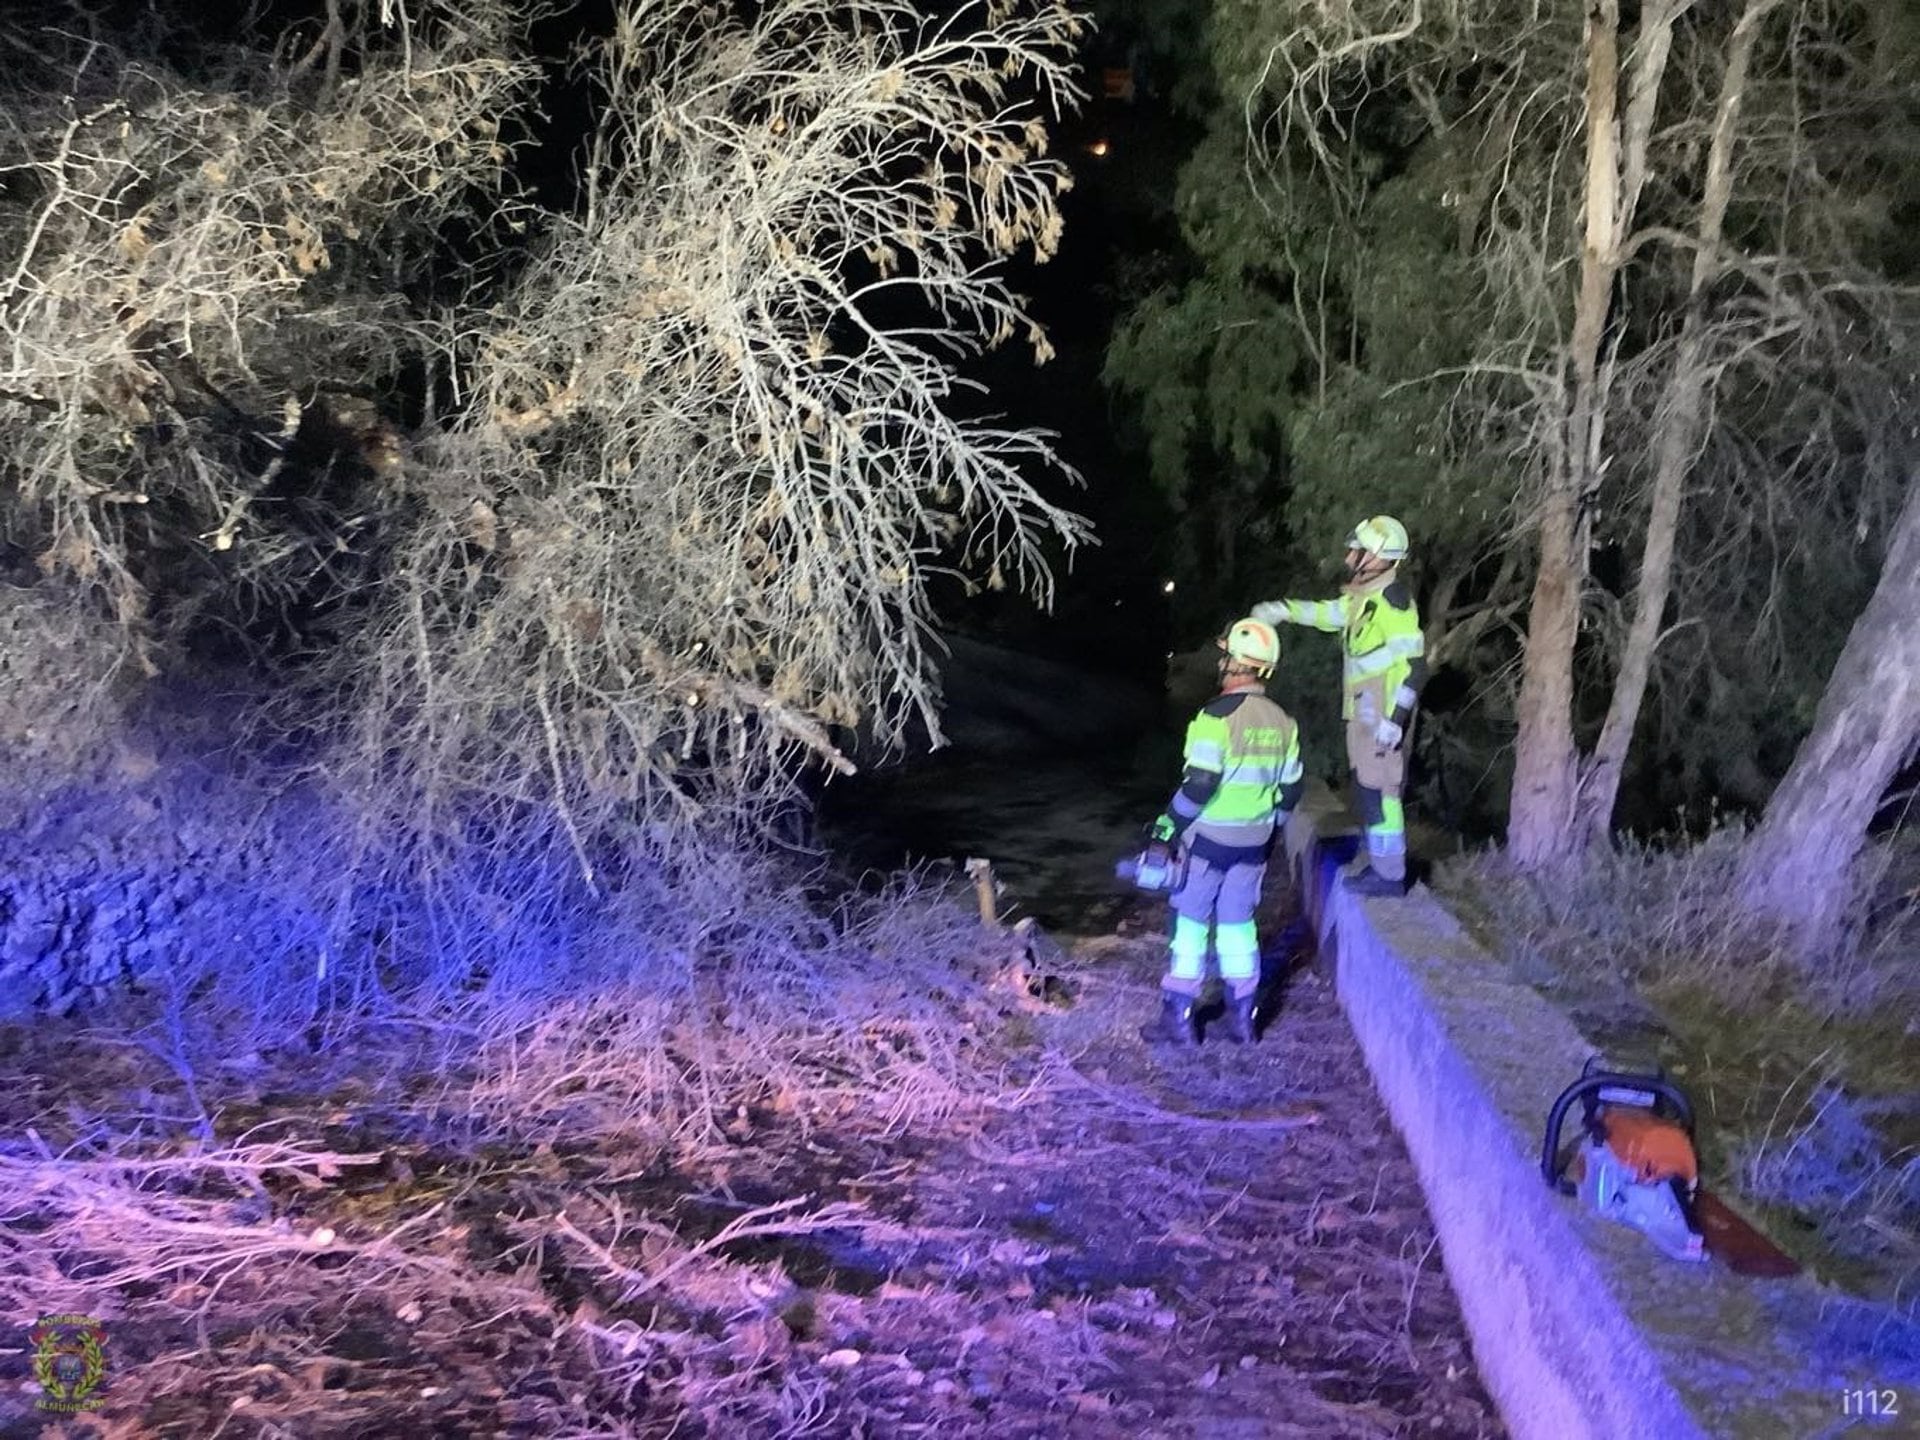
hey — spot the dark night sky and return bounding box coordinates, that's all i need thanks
[938,47,1193,679]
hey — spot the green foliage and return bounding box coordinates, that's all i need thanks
[1102,127,1311,517]
[1286,373,1500,569]
[1266,635,1345,780]
[1170,126,1298,279]
[1348,141,1486,379]
[1104,0,1920,841]
[1281,146,1516,575]
[1104,279,1296,510]
[1103,18,1516,615]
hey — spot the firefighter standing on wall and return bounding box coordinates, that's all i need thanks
[1141,618,1306,1047]
[1253,516,1426,897]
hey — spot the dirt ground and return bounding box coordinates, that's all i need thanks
[901,896,1507,1438]
[0,879,1504,1438]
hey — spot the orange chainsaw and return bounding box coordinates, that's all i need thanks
[1542,1059,1800,1277]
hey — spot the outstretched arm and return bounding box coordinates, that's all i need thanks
[1251,593,1350,632]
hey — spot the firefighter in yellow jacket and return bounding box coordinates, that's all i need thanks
[1253,516,1425,897]
[1140,618,1305,1047]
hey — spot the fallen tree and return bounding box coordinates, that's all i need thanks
[1,0,1091,1018]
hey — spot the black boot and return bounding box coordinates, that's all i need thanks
[1224,993,1258,1044]
[1346,865,1407,898]
[1141,989,1197,1047]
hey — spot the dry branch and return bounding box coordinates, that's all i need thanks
[0,2,536,637]
[317,0,1090,880]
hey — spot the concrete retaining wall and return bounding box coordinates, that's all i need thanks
[1284,789,1918,1440]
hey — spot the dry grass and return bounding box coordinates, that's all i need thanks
[1435,826,1918,1020]
[0,870,1060,1436]
[0,882,1506,1437]
[1435,830,1920,1312]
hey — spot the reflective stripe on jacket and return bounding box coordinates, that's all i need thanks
[1274,571,1424,722]
[1181,689,1305,848]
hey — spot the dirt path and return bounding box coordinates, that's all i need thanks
[866,896,1506,1438]
[809,707,1504,1429]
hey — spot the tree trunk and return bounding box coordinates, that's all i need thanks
[1735,475,1920,943]
[1507,0,1622,867]
[1509,486,1586,862]
[1575,0,1782,847]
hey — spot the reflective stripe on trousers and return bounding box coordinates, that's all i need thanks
[1353,786,1406,883]
[1165,854,1265,999]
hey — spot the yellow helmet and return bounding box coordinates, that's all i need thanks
[1346,515,1409,562]
[1220,617,1281,675]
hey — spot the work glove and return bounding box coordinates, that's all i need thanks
[1373,717,1405,750]
[1250,600,1293,625]
[1148,814,1179,845]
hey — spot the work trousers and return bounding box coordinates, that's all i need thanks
[1164,852,1266,1002]
[1346,712,1408,884]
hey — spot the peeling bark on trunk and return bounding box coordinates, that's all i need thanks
[1509,487,1586,863]
[1575,0,1782,848]
[1508,0,1623,868]
[1736,477,1920,943]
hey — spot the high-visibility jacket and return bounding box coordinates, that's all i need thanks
[1272,571,1425,724]
[1173,687,1305,850]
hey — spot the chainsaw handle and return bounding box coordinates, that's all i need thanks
[1540,1072,1696,1194]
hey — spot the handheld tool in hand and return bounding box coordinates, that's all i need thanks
[1115,838,1177,893]
[1115,817,1182,894]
